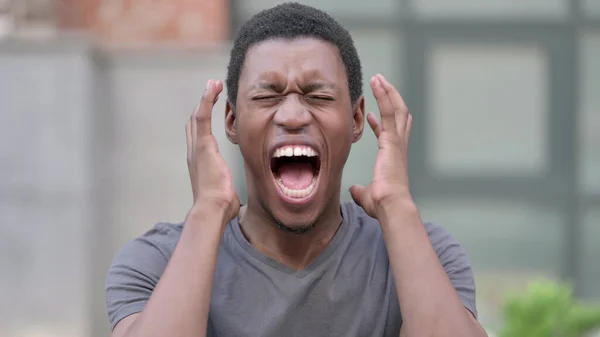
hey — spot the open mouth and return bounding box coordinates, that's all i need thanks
[270,145,321,200]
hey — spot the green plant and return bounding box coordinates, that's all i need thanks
[498,279,600,337]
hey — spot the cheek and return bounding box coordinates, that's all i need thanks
[328,114,355,143]
[236,114,269,169]
[236,114,266,145]
[323,116,354,163]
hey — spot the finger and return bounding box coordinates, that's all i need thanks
[185,121,192,160]
[349,184,367,208]
[214,80,223,103]
[376,74,409,137]
[405,113,413,144]
[195,80,223,138]
[190,95,201,145]
[366,112,381,138]
[370,75,398,135]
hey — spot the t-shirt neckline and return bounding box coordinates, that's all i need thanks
[229,203,351,278]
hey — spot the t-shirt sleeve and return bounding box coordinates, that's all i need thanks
[425,222,478,319]
[105,223,177,331]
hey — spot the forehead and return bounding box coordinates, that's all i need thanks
[240,37,347,86]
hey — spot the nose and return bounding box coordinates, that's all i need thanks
[272,94,312,132]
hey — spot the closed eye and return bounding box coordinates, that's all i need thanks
[253,95,280,101]
[307,95,335,101]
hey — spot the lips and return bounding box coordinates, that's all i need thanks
[269,143,322,203]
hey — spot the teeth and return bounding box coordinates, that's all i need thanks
[273,145,318,158]
[276,178,317,199]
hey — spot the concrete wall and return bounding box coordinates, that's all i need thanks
[0,37,95,337]
[0,37,240,337]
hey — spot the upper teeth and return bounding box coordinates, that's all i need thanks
[273,146,318,158]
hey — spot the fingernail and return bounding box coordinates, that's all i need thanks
[207,80,212,88]
[371,76,380,87]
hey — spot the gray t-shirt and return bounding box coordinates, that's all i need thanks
[106,202,477,336]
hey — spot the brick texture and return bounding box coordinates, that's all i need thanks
[57,0,229,47]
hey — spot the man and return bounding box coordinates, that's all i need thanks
[105,3,487,337]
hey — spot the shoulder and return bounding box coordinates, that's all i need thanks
[344,201,471,266]
[105,222,183,331]
[342,202,460,247]
[126,222,183,258]
[342,202,477,316]
[422,221,466,259]
[107,221,184,285]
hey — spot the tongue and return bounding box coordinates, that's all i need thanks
[277,162,314,190]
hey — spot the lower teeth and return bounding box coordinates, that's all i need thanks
[277,178,316,198]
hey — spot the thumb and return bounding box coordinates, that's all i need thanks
[349,184,368,207]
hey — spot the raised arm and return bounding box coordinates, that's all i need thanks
[350,74,487,337]
[108,80,240,337]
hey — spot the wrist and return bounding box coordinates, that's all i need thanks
[187,203,230,228]
[376,188,415,213]
[179,204,227,257]
[377,195,420,225]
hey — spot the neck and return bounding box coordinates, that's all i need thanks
[239,198,343,270]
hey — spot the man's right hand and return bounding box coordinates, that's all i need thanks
[186,79,240,226]
[111,80,237,337]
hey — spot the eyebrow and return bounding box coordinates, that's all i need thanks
[251,82,337,92]
[304,82,337,92]
[252,82,282,91]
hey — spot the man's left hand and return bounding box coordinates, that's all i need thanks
[350,74,413,219]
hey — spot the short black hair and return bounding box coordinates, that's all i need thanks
[225,2,363,106]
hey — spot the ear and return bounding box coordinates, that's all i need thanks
[225,101,239,144]
[352,96,365,143]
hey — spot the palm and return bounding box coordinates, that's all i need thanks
[186,79,240,223]
[349,75,412,219]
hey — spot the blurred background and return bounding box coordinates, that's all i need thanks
[0,0,598,336]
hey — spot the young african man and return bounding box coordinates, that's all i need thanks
[105,3,488,337]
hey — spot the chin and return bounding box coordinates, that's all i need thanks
[274,220,316,235]
[266,201,322,232]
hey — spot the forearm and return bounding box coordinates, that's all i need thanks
[378,199,483,337]
[123,206,226,337]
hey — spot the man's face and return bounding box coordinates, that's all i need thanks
[226,37,364,232]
